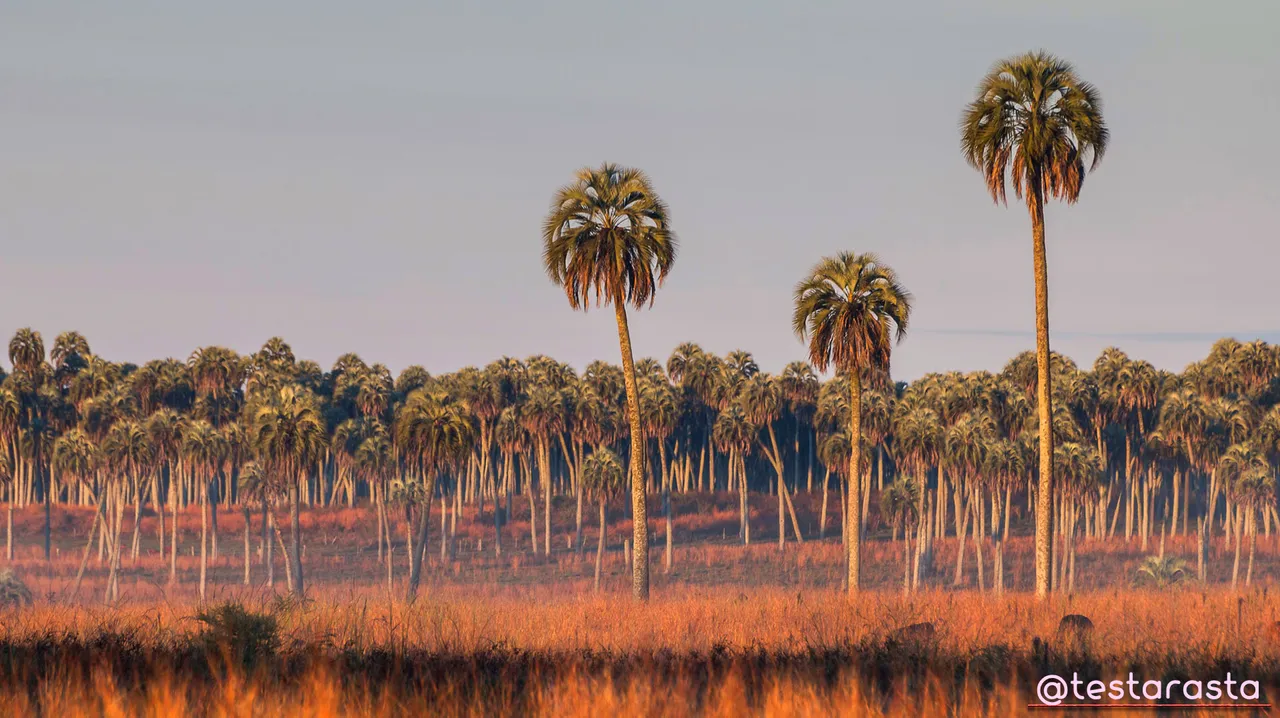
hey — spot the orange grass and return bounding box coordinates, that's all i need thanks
[1,590,1279,716]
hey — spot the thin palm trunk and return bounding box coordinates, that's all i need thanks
[1030,181,1054,600]
[288,476,304,597]
[70,489,107,600]
[199,476,208,602]
[594,498,606,592]
[613,291,649,601]
[242,505,251,585]
[405,474,438,601]
[847,369,863,593]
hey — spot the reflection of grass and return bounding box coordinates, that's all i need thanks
[0,591,1277,714]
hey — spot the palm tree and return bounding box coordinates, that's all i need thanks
[713,404,756,544]
[879,478,920,593]
[737,373,804,549]
[394,388,476,601]
[0,389,20,560]
[543,163,677,601]
[181,420,224,602]
[250,386,326,598]
[520,385,567,556]
[1134,554,1189,589]
[103,421,153,601]
[581,447,625,592]
[793,252,912,593]
[54,429,101,599]
[962,51,1109,599]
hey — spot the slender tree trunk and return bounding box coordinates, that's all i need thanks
[541,441,552,556]
[274,519,293,593]
[266,508,276,588]
[130,476,144,560]
[288,475,304,598]
[405,474,438,601]
[594,498,606,592]
[199,476,208,602]
[43,462,51,562]
[242,505,251,585]
[1246,512,1256,586]
[664,487,673,573]
[613,292,649,601]
[169,470,179,586]
[70,490,107,600]
[1232,503,1243,589]
[1030,181,1054,600]
[819,468,830,540]
[847,369,864,593]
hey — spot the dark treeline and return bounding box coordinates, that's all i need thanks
[2,329,1278,599]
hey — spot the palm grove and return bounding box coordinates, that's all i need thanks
[2,53,1276,603]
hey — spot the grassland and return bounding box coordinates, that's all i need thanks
[2,495,1278,715]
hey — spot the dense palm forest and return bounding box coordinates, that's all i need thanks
[3,328,1278,598]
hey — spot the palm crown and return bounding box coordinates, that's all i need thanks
[792,252,912,375]
[961,51,1109,209]
[542,163,676,310]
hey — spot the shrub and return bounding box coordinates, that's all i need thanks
[0,568,33,608]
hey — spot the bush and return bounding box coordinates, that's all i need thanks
[0,568,33,608]
[195,602,280,670]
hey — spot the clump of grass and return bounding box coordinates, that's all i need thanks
[0,569,33,608]
[195,602,280,671]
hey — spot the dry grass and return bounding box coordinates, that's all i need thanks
[3,494,1280,714]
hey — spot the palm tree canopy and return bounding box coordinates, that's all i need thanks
[961,51,1108,208]
[793,252,912,375]
[542,163,677,311]
[581,447,625,502]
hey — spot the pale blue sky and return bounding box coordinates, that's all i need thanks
[2,1,1278,380]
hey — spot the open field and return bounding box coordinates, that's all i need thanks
[3,497,1280,715]
[7,491,1280,602]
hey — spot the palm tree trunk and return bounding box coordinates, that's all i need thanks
[1231,502,1243,589]
[70,489,107,600]
[819,468,830,539]
[664,487,673,573]
[542,441,552,556]
[130,476,144,560]
[405,474,438,601]
[847,369,864,593]
[242,505,251,585]
[274,518,293,593]
[1030,180,1054,600]
[199,476,208,602]
[594,498,606,592]
[612,292,649,601]
[288,475,304,598]
[1246,512,1256,586]
[169,470,179,586]
[266,507,276,588]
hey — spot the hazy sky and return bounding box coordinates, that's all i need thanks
[3,1,1278,381]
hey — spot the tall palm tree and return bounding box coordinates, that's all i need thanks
[581,447,625,592]
[250,386,325,598]
[793,252,912,593]
[961,51,1109,599]
[542,163,677,601]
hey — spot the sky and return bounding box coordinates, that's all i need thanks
[2,1,1278,381]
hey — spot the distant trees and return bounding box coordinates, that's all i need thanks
[0,323,1277,600]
